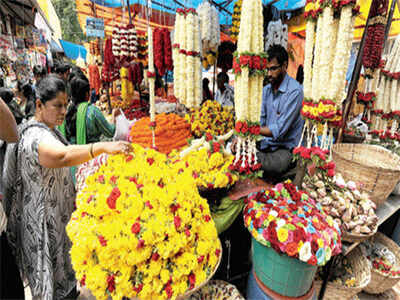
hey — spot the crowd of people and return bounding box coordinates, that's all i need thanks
[0,44,305,299]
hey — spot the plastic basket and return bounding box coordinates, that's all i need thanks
[252,237,317,298]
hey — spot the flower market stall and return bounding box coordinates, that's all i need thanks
[69,0,400,299]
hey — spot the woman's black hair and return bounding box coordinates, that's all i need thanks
[36,75,66,104]
[65,76,90,142]
[267,44,289,66]
[0,88,14,104]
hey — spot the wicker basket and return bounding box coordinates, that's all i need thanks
[341,225,378,243]
[332,144,400,207]
[314,247,371,300]
[363,233,400,294]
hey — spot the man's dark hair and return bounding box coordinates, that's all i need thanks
[267,44,289,66]
[217,72,229,83]
[33,65,47,77]
[55,63,70,74]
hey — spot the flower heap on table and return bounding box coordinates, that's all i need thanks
[67,144,221,300]
[178,130,238,189]
[129,113,192,154]
[315,255,357,287]
[230,0,242,42]
[231,0,264,177]
[185,100,234,138]
[301,0,359,151]
[362,240,400,277]
[243,181,342,266]
[370,34,400,135]
[357,0,389,132]
[173,8,202,108]
[302,173,378,238]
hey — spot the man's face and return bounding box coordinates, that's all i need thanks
[266,58,287,86]
[217,78,225,90]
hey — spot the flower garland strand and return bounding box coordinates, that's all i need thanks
[148,26,156,147]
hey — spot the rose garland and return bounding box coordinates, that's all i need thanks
[67,145,221,300]
[244,181,342,266]
[232,0,264,177]
[356,91,376,109]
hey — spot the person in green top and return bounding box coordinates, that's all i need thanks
[60,75,118,145]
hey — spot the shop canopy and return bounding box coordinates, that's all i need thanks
[59,39,88,61]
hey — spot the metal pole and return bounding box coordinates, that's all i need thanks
[126,0,133,24]
[338,0,379,142]
[383,0,397,50]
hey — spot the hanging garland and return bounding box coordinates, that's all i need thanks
[230,0,242,42]
[172,8,202,108]
[197,1,220,53]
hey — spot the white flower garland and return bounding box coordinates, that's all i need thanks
[304,20,316,99]
[194,14,202,107]
[319,7,334,99]
[311,15,323,101]
[148,27,155,123]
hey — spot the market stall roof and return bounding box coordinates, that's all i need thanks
[59,39,87,61]
[288,0,400,39]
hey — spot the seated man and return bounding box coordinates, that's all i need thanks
[215,72,234,107]
[258,44,304,176]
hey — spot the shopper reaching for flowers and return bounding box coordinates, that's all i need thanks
[2,75,132,300]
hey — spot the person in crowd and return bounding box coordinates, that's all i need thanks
[15,81,35,119]
[202,78,213,102]
[0,97,24,300]
[296,64,304,85]
[55,63,71,82]
[62,75,117,145]
[257,44,304,176]
[32,65,47,89]
[0,88,24,124]
[215,72,234,107]
[2,75,132,300]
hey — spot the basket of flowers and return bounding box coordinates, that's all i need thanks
[243,181,342,298]
[67,144,222,300]
[314,247,371,299]
[362,233,400,294]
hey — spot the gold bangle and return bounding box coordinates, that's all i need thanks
[89,144,94,159]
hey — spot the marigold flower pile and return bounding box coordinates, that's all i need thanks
[244,181,342,266]
[185,100,234,138]
[129,113,192,153]
[67,144,221,300]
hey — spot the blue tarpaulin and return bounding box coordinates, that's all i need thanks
[88,0,305,25]
[59,40,87,61]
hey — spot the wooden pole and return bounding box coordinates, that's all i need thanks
[384,0,397,50]
[338,0,378,142]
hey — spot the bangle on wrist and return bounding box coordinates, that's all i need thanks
[89,144,94,159]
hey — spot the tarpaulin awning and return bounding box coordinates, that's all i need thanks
[59,40,87,61]
[50,39,63,53]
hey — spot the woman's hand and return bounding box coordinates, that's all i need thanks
[96,141,132,156]
[111,108,121,124]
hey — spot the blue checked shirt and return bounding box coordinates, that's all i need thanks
[259,74,304,151]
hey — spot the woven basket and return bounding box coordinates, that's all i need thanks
[314,247,370,300]
[341,225,378,243]
[332,144,400,207]
[363,233,400,294]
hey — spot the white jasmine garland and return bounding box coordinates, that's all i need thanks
[312,15,323,102]
[384,77,391,113]
[241,67,250,120]
[375,76,386,111]
[148,27,155,123]
[304,20,316,99]
[319,7,334,99]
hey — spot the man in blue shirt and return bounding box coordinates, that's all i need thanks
[258,44,304,176]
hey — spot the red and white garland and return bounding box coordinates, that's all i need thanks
[172,8,202,108]
[112,24,139,63]
[231,0,264,176]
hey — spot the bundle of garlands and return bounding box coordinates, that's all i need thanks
[231,0,264,177]
[172,8,202,108]
[153,28,173,76]
[356,0,389,132]
[230,0,242,42]
[370,34,400,136]
[137,30,148,67]
[299,0,359,161]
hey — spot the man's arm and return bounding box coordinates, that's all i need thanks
[0,98,18,142]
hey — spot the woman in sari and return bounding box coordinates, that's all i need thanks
[3,75,132,300]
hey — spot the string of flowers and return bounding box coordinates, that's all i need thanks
[172,9,202,108]
[197,1,220,54]
[231,0,242,42]
[232,0,264,177]
[148,26,156,147]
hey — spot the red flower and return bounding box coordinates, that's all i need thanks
[204,215,211,222]
[205,132,213,141]
[239,55,251,66]
[174,216,181,229]
[110,176,118,184]
[152,252,160,261]
[107,274,115,293]
[185,227,191,237]
[241,122,249,134]
[87,195,94,203]
[147,157,155,165]
[145,201,153,209]
[215,248,221,257]
[165,282,173,299]
[107,187,121,209]
[126,155,134,162]
[137,239,145,249]
[198,255,205,263]
[213,142,221,153]
[170,204,180,214]
[133,284,143,293]
[301,148,312,159]
[308,256,318,265]
[293,228,306,243]
[131,222,141,234]
[80,275,86,287]
[311,240,319,252]
[189,273,196,289]
[98,235,107,247]
[327,168,335,177]
[81,212,88,218]
[235,121,243,133]
[98,175,105,183]
[286,242,298,257]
